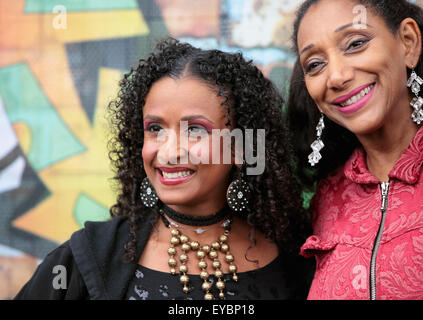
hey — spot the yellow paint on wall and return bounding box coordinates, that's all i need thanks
[12,122,31,155]
[12,68,122,243]
[48,10,150,43]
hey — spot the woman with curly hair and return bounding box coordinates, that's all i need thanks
[15,38,312,300]
[287,0,423,299]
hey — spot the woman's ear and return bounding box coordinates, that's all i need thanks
[400,18,422,68]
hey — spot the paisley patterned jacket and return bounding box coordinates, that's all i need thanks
[301,126,423,300]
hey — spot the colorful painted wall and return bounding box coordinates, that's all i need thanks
[1,0,422,299]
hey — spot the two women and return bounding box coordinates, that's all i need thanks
[16,0,423,301]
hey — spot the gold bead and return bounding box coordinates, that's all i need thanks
[204,293,214,300]
[225,254,234,263]
[167,247,176,255]
[196,250,205,259]
[180,235,189,243]
[179,274,189,284]
[181,243,191,252]
[179,254,188,262]
[229,264,237,273]
[190,241,200,250]
[215,269,223,278]
[202,245,210,253]
[170,268,176,275]
[212,260,221,269]
[179,265,188,273]
[183,285,189,293]
[211,242,220,250]
[198,260,207,269]
[170,236,180,245]
[220,243,229,252]
[216,280,225,290]
[168,258,177,267]
[200,271,209,280]
[201,281,212,291]
[219,234,228,243]
[219,292,225,299]
[232,274,238,282]
[209,250,218,259]
[171,229,180,236]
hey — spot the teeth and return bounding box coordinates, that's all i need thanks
[162,170,193,179]
[340,84,374,107]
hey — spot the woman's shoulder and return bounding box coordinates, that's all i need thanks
[73,215,130,242]
[71,212,156,248]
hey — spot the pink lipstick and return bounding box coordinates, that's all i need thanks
[332,83,376,114]
[157,167,195,186]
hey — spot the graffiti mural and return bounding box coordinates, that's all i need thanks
[1,0,422,299]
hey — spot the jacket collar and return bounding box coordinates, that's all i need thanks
[344,126,423,185]
[70,209,157,300]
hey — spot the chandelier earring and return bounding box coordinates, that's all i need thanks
[308,113,325,166]
[407,65,423,125]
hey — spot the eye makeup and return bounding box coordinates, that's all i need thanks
[186,119,215,133]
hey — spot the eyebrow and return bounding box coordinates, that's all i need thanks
[143,114,214,123]
[299,22,372,56]
[181,115,214,123]
[300,44,314,56]
[335,22,372,32]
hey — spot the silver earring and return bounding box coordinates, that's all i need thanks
[308,114,325,166]
[140,177,158,207]
[226,166,251,212]
[407,68,423,124]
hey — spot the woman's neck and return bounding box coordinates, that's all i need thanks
[356,115,419,182]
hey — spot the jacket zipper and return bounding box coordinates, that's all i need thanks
[369,181,390,300]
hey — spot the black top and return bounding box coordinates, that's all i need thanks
[14,210,314,300]
[126,255,298,300]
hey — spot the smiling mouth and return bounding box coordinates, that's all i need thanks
[160,170,195,179]
[337,83,375,108]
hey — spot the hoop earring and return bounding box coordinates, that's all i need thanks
[140,177,159,207]
[308,114,325,167]
[407,68,423,125]
[226,165,251,212]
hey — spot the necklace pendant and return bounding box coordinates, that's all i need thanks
[195,228,206,234]
[170,221,179,228]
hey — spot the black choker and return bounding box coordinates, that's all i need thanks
[159,203,229,227]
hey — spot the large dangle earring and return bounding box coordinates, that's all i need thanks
[308,114,325,166]
[140,177,159,207]
[407,67,423,125]
[226,165,251,212]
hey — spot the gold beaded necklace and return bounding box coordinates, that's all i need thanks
[159,207,239,300]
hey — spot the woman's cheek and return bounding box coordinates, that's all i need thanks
[142,139,158,168]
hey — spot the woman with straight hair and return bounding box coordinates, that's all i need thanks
[287,0,423,299]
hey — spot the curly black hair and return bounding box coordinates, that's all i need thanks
[287,0,423,190]
[107,38,310,262]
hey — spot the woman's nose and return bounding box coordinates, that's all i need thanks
[326,55,354,90]
[156,128,189,165]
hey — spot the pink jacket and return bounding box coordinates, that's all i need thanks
[301,126,423,300]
